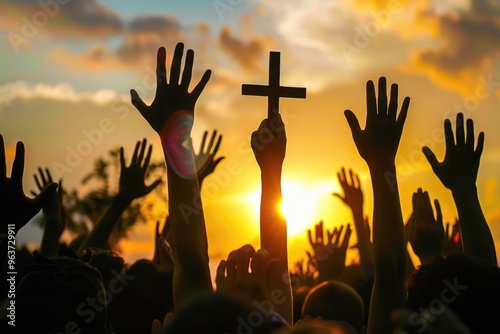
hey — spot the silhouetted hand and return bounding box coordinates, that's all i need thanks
[443,219,463,257]
[216,245,276,304]
[291,259,315,288]
[118,139,162,203]
[332,167,363,212]
[151,312,175,334]
[345,77,410,166]
[31,168,66,237]
[192,130,225,185]
[405,188,444,265]
[423,113,483,192]
[130,42,211,136]
[251,115,286,174]
[307,221,352,282]
[0,135,57,234]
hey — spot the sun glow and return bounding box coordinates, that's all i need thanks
[247,181,335,236]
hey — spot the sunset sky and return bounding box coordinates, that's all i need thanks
[1,0,499,278]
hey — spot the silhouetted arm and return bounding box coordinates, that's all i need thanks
[31,168,66,257]
[423,113,496,265]
[344,77,409,334]
[78,139,161,252]
[333,167,373,272]
[130,42,212,310]
[251,115,292,324]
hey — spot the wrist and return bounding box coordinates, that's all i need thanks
[114,192,133,206]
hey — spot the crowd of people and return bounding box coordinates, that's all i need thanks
[1,42,499,334]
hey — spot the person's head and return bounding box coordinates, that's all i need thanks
[406,253,500,333]
[293,285,311,325]
[108,258,173,334]
[301,281,365,333]
[17,250,110,334]
[88,248,126,288]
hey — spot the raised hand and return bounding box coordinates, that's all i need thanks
[422,113,483,192]
[345,76,410,166]
[307,221,352,283]
[405,188,444,265]
[31,168,66,234]
[422,113,496,264]
[0,135,57,234]
[291,259,315,288]
[130,42,211,136]
[333,167,363,211]
[118,138,162,202]
[216,244,275,304]
[192,130,225,185]
[251,115,286,175]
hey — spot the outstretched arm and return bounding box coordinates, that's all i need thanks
[130,42,212,310]
[344,77,409,334]
[78,139,161,252]
[251,114,292,324]
[422,113,496,264]
[333,167,373,272]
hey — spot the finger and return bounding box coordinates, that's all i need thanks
[142,144,153,171]
[348,169,355,187]
[455,113,465,147]
[11,141,25,185]
[161,216,171,238]
[355,173,361,190]
[151,319,162,334]
[206,130,217,155]
[0,135,5,178]
[226,250,237,280]
[199,131,208,155]
[145,178,162,194]
[212,134,222,157]
[156,46,167,85]
[137,138,147,166]
[215,260,227,288]
[306,251,315,267]
[331,193,345,203]
[396,96,410,133]
[336,169,344,185]
[213,156,225,168]
[434,199,442,224]
[422,146,439,172]
[317,221,324,243]
[119,147,126,170]
[445,222,450,239]
[130,89,148,114]
[38,167,47,186]
[444,119,455,149]
[388,83,398,120]
[155,221,160,239]
[34,173,43,191]
[170,42,184,85]
[131,140,141,166]
[377,76,388,116]
[341,224,352,250]
[191,70,212,100]
[475,132,484,158]
[344,110,362,141]
[341,167,347,186]
[465,118,475,152]
[180,48,194,90]
[421,190,433,224]
[307,229,314,247]
[366,80,376,122]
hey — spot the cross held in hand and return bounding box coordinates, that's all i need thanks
[242,51,306,118]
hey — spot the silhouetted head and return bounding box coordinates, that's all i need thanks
[301,281,365,333]
[293,285,311,325]
[406,254,500,333]
[88,248,125,288]
[108,258,173,334]
[17,250,110,334]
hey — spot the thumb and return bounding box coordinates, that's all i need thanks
[344,110,361,140]
[422,146,439,172]
[130,89,148,115]
[33,182,58,208]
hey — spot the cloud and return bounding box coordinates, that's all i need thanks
[218,25,274,73]
[403,0,500,94]
[0,81,121,107]
[0,0,123,39]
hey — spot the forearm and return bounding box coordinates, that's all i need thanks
[259,169,292,324]
[78,195,131,252]
[165,152,211,310]
[40,218,62,257]
[351,208,373,269]
[452,186,497,264]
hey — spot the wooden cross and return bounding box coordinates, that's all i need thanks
[242,51,306,118]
